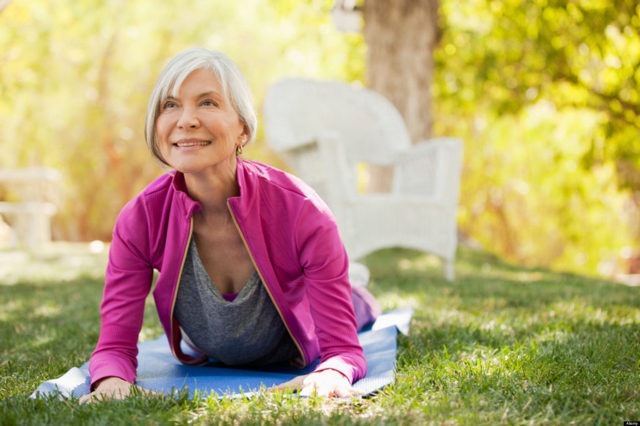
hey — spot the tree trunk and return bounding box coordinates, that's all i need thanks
[363,0,439,142]
[362,0,439,192]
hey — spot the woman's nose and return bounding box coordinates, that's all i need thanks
[177,107,200,128]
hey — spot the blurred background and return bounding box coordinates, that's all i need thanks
[0,0,638,279]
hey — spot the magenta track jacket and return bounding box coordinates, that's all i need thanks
[89,159,366,388]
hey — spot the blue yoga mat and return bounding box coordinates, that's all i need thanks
[31,308,413,399]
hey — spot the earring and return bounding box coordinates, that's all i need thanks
[236,135,248,156]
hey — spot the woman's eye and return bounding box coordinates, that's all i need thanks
[201,99,218,107]
[162,100,178,110]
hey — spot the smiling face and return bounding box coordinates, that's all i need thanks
[155,68,248,175]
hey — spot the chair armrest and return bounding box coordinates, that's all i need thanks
[277,138,331,200]
[315,134,358,202]
[392,137,464,203]
[276,133,358,215]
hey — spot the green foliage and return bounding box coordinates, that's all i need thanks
[1,246,639,423]
[433,0,640,274]
[2,0,638,275]
[0,0,365,240]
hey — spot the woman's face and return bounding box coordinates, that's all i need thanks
[155,68,247,175]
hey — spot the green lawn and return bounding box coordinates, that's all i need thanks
[1,244,639,425]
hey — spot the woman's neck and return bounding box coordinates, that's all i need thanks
[183,162,239,215]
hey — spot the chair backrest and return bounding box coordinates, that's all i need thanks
[263,78,412,165]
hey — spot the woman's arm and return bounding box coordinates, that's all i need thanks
[293,201,367,388]
[87,198,154,393]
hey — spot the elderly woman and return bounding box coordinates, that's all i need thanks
[80,47,379,402]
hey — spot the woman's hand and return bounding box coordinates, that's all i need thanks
[78,377,155,404]
[272,369,360,398]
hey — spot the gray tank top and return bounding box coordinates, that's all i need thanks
[173,239,298,366]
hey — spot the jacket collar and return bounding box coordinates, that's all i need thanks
[168,161,251,217]
[170,171,202,218]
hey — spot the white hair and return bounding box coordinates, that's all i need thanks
[144,48,257,165]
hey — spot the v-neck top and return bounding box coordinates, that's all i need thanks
[173,239,298,366]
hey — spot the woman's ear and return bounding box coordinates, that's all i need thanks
[241,124,250,144]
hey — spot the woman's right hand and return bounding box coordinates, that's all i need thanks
[78,377,154,403]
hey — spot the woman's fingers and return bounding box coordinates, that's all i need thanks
[334,385,361,398]
[78,389,126,404]
[299,375,360,398]
[77,377,157,404]
[272,370,361,398]
[270,374,308,392]
[78,393,98,404]
[78,378,129,404]
[78,388,129,404]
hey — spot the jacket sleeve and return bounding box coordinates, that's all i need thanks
[88,197,153,389]
[294,200,367,384]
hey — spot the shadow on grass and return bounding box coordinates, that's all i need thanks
[2,245,638,423]
[0,275,104,397]
[364,246,639,312]
[0,274,161,399]
[392,320,640,422]
[363,246,640,422]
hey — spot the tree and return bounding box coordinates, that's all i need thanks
[363,0,440,142]
[0,0,364,241]
[358,0,440,191]
[433,0,640,273]
[435,0,639,187]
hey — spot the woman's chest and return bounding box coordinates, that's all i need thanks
[192,221,255,294]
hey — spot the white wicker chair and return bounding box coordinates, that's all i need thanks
[263,78,464,280]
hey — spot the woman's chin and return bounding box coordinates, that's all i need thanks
[170,157,238,176]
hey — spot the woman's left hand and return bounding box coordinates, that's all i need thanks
[272,369,360,398]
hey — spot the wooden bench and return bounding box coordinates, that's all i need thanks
[0,168,61,248]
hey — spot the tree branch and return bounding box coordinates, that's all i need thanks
[0,0,11,13]
[553,70,639,128]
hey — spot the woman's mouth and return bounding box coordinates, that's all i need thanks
[174,139,211,148]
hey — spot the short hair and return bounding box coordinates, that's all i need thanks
[144,48,257,166]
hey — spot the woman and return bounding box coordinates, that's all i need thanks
[80,47,379,402]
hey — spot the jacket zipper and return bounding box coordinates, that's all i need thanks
[227,201,307,365]
[168,215,194,360]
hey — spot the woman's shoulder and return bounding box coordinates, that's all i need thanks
[238,160,315,199]
[116,173,177,222]
[141,172,176,197]
[238,160,334,218]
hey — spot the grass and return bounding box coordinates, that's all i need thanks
[1,243,639,424]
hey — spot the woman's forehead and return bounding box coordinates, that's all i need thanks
[167,67,226,99]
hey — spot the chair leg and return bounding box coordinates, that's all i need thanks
[443,258,455,281]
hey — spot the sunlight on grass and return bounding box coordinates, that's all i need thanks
[0,242,108,286]
[467,265,551,284]
[32,333,55,349]
[138,324,164,342]
[532,328,570,346]
[514,271,544,282]
[373,292,423,310]
[0,300,19,321]
[397,254,442,272]
[1,245,638,423]
[479,319,515,335]
[33,303,61,318]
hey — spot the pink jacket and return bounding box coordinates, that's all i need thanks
[89,159,366,388]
